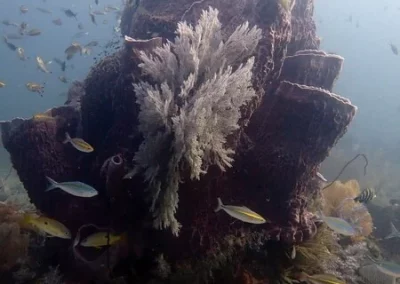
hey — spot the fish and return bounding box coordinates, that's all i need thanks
[20,5,29,14]
[65,43,82,60]
[85,40,98,47]
[19,22,28,35]
[27,29,41,36]
[45,176,98,198]
[81,47,92,56]
[26,82,45,96]
[63,132,94,153]
[390,43,398,55]
[2,20,19,27]
[77,23,84,30]
[354,187,376,203]
[390,199,400,206]
[63,9,78,19]
[53,58,66,71]
[299,272,345,284]
[80,232,124,248]
[32,113,56,121]
[21,213,71,239]
[89,12,97,25]
[0,81,5,88]
[72,31,89,39]
[316,172,327,182]
[290,246,296,259]
[36,7,52,14]
[36,56,51,73]
[95,0,99,4]
[16,47,27,60]
[92,10,107,15]
[320,212,357,236]
[106,5,120,11]
[384,222,400,239]
[58,76,68,83]
[215,198,267,224]
[2,36,17,51]
[52,18,62,26]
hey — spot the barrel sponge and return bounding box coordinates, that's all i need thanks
[132,7,262,235]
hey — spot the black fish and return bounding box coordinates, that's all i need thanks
[390,43,398,55]
[354,187,376,203]
[63,9,78,20]
[53,58,66,71]
[2,36,17,51]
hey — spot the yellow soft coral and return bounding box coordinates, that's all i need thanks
[322,180,373,237]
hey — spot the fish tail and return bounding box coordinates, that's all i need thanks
[63,132,71,144]
[45,176,59,192]
[215,198,223,212]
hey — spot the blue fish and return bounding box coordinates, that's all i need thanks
[320,212,357,236]
[45,176,98,197]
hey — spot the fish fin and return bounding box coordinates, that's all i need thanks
[45,176,58,192]
[214,198,223,212]
[63,132,71,144]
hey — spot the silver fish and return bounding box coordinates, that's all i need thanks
[316,172,327,182]
[385,222,400,240]
[45,176,98,197]
[320,213,357,236]
[215,198,267,224]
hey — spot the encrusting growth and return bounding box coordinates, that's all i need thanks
[132,7,262,235]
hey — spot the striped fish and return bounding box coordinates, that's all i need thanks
[354,187,376,203]
[215,198,267,224]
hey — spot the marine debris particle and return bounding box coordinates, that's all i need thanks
[132,7,261,235]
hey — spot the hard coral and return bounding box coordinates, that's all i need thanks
[133,7,261,235]
[322,180,373,237]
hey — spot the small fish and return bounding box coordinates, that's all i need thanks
[17,47,27,60]
[0,81,5,88]
[72,31,89,39]
[85,40,98,47]
[390,199,400,206]
[81,47,92,56]
[299,272,345,284]
[291,246,296,259]
[102,19,108,25]
[63,9,78,19]
[27,29,41,36]
[124,35,135,42]
[320,212,357,236]
[77,23,84,30]
[36,7,52,14]
[36,56,51,73]
[58,76,68,83]
[45,176,98,198]
[215,198,267,224]
[53,58,66,71]
[384,222,400,239]
[354,187,376,203]
[95,0,99,4]
[32,113,55,121]
[106,5,120,11]
[368,257,400,278]
[20,5,29,14]
[2,20,19,27]
[65,43,82,60]
[21,213,71,239]
[52,18,62,26]
[19,22,28,35]
[63,132,94,153]
[92,10,107,15]
[26,82,45,96]
[89,12,97,25]
[316,172,327,182]
[80,232,124,248]
[390,43,398,55]
[2,36,17,51]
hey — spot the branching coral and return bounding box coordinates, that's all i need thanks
[322,180,373,238]
[132,7,262,235]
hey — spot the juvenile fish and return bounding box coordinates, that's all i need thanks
[52,18,62,26]
[0,81,5,88]
[27,29,41,36]
[26,82,45,95]
[215,198,267,224]
[80,232,124,248]
[32,113,56,121]
[63,9,78,19]
[37,7,52,14]
[21,213,71,239]
[45,176,98,197]
[17,47,27,60]
[36,56,51,73]
[354,187,376,203]
[320,212,357,236]
[58,76,68,83]
[20,5,28,14]
[63,132,94,153]
[65,42,82,60]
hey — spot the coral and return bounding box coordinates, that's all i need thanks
[132,7,261,235]
[322,180,374,237]
[0,203,29,272]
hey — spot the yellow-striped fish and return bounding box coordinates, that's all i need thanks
[299,272,346,284]
[63,132,94,153]
[32,113,56,121]
[21,213,71,239]
[354,187,376,203]
[215,198,267,224]
[80,232,125,248]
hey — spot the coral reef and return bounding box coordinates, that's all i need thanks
[0,0,358,282]
[322,180,373,238]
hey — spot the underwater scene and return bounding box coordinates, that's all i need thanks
[1,0,400,283]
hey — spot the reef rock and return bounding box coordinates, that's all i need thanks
[0,0,357,280]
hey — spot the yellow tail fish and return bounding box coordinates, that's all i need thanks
[63,132,94,153]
